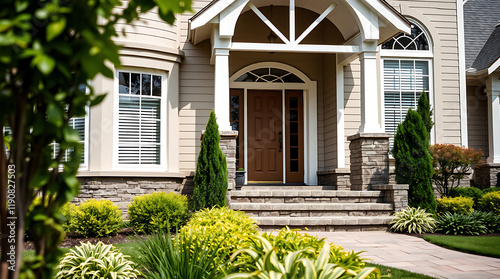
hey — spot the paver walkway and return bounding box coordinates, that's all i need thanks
[308,231,500,279]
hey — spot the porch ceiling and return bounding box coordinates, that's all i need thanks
[189,0,410,47]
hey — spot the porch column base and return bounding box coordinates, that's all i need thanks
[348,133,390,191]
[474,163,500,188]
[317,168,351,190]
[219,131,238,207]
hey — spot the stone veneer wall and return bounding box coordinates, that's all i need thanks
[317,169,351,190]
[371,184,409,212]
[474,163,500,189]
[76,177,185,217]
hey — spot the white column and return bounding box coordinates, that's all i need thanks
[486,89,500,163]
[359,51,383,133]
[214,48,231,131]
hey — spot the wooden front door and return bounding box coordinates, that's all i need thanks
[247,90,283,182]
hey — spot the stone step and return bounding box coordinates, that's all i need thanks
[232,202,392,211]
[240,186,336,190]
[253,216,393,231]
[231,190,386,203]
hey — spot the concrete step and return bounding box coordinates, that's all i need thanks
[232,202,393,211]
[231,190,386,203]
[253,216,393,232]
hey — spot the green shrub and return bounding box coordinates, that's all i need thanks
[478,191,500,214]
[193,110,228,211]
[436,212,487,235]
[390,207,436,234]
[393,109,436,214]
[449,187,483,208]
[226,236,379,279]
[469,211,500,233]
[72,199,122,237]
[128,192,189,233]
[483,186,500,194]
[436,196,474,215]
[135,230,228,279]
[55,242,141,279]
[25,197,75,240]
[254,227,369,275]
[181,207,258,264]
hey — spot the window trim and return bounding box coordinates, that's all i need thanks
[113,68,168,171]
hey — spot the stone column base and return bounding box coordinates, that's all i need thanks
[348,133,390,191]
[371,184,409,212]
[474,163,500,188]
[317,169,351,190]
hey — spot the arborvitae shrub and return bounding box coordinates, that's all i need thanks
[417,91,434,135]
[128,192,189,233]
[72,199,122,237]
[192,110,228,211]
[392,109,436,213]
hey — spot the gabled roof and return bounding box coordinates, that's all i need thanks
[464,0,500,71]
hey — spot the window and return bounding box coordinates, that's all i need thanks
[381,20,432,148]
[116,70,166,167]
[235,67,304,83]
[49,114,88,167]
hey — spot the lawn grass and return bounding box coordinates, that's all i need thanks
[366,263,437,279]
[423,235,500,258]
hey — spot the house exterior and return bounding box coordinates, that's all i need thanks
[72,0,498,215]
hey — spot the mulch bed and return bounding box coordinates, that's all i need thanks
[24,228,142,250]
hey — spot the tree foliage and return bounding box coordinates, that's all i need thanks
[430,144,483,197]
[417,91,434,135]
[193,111,228,211]
[0,0,191,278]
[393,109,436,213]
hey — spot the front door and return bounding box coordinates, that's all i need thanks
[247,90,283,182]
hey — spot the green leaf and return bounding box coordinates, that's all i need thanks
[29,172,51,189]
[63,126,80,143]
[47,18,66,41]
[15,0,29,12]
[34,54,56,75]
[0,20,13,32]
[47,102,64,127]
[90,94,106,106]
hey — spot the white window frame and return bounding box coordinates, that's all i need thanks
[113,68,168,171]
[380,19,435,147]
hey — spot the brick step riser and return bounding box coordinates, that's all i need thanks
[244,210,393,217]
[232,197,385,203]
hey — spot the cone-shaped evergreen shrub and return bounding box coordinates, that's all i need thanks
[192,110,228,211]
[417,91,434,135]
[393,109,436,213]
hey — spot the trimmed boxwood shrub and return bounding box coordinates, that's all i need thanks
[25,197,75,240]
[479,191,500,214]
[437,196,474,215]
[483,186,500,194]
[449,187,483,208]
[72,199,122,237]
[128,192,189,233]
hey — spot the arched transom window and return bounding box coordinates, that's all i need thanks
[234,67,305,83]
[381,19,433,148]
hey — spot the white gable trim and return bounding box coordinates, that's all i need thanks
[488,57,500,75]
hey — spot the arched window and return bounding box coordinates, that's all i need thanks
[234,67,305,83]
[381,19,433,147]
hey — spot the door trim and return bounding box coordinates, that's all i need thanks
[230,62,318,185]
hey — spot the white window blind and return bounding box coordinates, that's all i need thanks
[384,59,429,147]
[49,115,88,165]
[117,71,163,165]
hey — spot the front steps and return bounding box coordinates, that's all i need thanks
[231,186,395,231]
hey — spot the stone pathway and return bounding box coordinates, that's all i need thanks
[308,231,500,279]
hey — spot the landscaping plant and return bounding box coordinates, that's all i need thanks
[25,198,75,240]
[55,242,141,279]
[389,207,436,234]
[0,0,191,277]
[72,199,122,238]
[483,186,500,194]
[436,196,474,215]
[392,109,436,213]
[181,207,258,264]
[449,187,483,208]
[193,110,229,211]
[225,236,379,279]
[478,191,500,214]
[128,192,189,233]
[135,230,229,279]
[435,212,487,235]
[469,211,500,233]
[429,144,482,197]
[416,91,434,135]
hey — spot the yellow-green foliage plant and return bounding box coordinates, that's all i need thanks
[390,207,436,234]
[224,236,379,279]
[56,242,141,279]
[25,197,76,240]
[255,227,369,275]
[128,192,189,233]
[479,191,500,214]
[436,196,474,215]
[72,199,122,237]
[181,207,258,264]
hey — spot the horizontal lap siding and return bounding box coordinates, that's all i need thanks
[323,54,337,170]
[178,0,215,173]
[344,60,361,167]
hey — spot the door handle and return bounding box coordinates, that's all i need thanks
[278,131,282,152]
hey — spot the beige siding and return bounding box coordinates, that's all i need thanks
[385,0,462,145]
[322,54,337,170]
[343,59,361,167]
[467,85,489,158]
